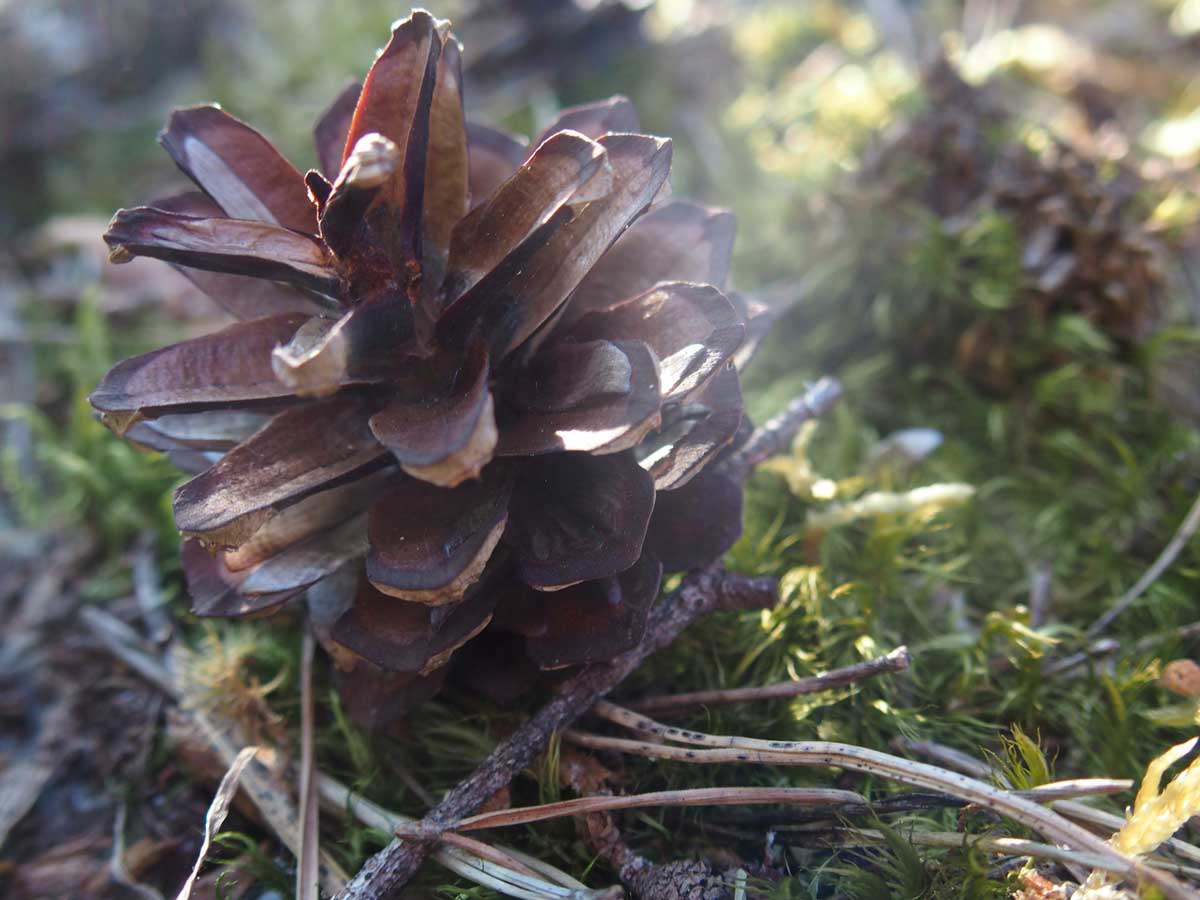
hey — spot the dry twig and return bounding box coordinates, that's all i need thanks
[722,377,844,479]
[629,646,910,713]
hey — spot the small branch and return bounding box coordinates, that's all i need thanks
[1089,490,1200,636]
[722,377,844,479]
[332,568,778,900]
[625,646,910,713]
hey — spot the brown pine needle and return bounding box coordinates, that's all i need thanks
[436,832,546,880]
[437,787,866,834]
[627,646,911,713]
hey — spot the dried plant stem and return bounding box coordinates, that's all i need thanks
[628,646,910,713]
[175,745,261,900]
[332,568,779,900]
[568,704,1194,899]
[1089,489,1200,636]
[187,705,351,893]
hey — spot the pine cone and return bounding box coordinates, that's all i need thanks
[91,10,756,726]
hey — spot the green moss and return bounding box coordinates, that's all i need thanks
[2,292,181,553]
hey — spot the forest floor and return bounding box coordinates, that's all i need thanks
[2,2,1199,898]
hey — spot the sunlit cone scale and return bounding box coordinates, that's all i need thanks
[92,9,765,728]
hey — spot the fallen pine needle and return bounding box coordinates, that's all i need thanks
[436,787,867,833]
[1019,779,1133,801]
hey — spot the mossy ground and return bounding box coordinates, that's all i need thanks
[3,2,1199,898]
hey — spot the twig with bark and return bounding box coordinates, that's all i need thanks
[722,377,843,479]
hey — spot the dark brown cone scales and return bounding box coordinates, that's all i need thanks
[92,10,765,730]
